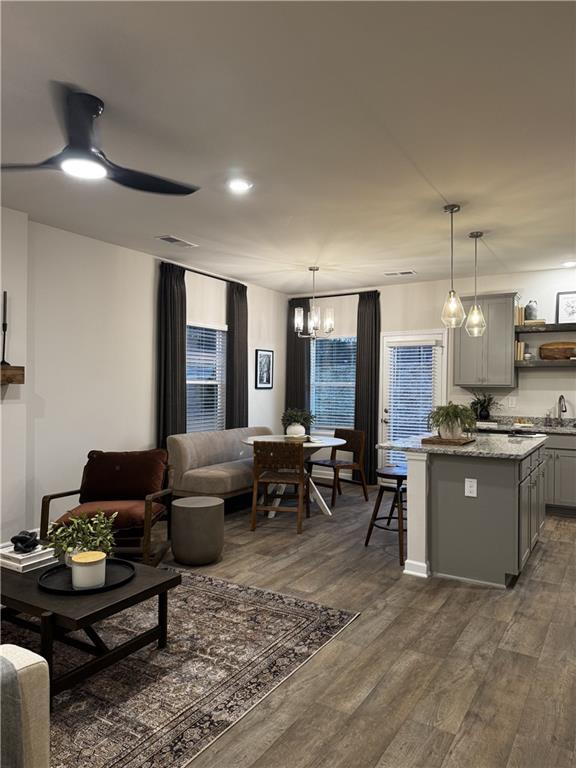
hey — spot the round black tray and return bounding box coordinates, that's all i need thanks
[37,558,136,595]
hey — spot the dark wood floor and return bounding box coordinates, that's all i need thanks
[166,488,576,768]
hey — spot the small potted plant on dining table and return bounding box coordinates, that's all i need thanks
[428,402,476,440]
[281,407,315,437]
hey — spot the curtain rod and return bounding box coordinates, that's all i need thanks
[157,257,245,286]
[295,289,378,300]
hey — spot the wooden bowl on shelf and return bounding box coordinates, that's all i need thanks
[539,341,576,360]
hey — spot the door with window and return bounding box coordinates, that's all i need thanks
[381,333,446,464]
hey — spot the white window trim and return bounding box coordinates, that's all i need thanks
[379,329,448,448]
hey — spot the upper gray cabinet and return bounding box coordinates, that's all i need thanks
[453,292,517,388]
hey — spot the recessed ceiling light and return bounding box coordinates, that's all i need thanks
[562,261,576,268]
[60,158,107,180]
[227,178,253,194]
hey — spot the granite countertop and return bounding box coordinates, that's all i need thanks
[379,433,548,460]
[476,422,576,436]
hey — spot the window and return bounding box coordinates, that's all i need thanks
[310,337,357,429]
[186,325,226,432]
[383,335,445,463]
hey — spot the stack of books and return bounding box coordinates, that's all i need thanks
[0,543,58,572]
[515,340,527,361]
[515,306,546,327]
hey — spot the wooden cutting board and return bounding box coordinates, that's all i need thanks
[421,436,476,446]
[539,341,576,360]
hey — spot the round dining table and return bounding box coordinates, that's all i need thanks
[242,434,346,517]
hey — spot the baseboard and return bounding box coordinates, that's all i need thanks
[403,559,430,578]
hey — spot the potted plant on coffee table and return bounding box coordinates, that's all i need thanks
[281,407,315,437]
[47,510,117,590]
[429,402,476,440]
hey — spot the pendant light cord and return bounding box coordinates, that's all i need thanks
[450,209,454,292]
[474,238,478,304]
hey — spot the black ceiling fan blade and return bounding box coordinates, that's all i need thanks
[1,155,61,172]
[51,81,103,151]
[104,159,200,196]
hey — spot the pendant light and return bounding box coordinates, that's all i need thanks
[465,231,487,337]
[440,203,466,328]
[294,266,335,339]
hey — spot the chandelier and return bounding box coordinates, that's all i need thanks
[294,267,334,339]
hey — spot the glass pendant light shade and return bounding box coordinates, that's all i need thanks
[294,306,304,333]
[310,304,321,331]
[323,307,335,334]
[465,304,486,337]
[441,289,466,328]
[465,231,486,337]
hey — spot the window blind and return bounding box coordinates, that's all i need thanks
[310,337,357,429]
[186,325,226,432]
[386,343,441,464]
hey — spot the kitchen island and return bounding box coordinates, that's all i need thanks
[378,433,548,587]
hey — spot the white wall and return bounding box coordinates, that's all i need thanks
[1,212,287,535]
[1,208,30,538]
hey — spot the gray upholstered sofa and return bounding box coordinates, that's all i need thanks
[0,644,50,768]
[167,426,272,498]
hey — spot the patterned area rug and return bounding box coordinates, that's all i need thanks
[2,570,357,767]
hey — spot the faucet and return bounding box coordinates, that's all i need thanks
[558,394,567,422]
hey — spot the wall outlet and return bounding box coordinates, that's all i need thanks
[507,396,517,408]
[465,478,478,498]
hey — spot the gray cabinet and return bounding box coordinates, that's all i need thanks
[453,292,516,388]
[545,449,556,504]
[538,461,546,530]
[519,475,531,570]
[554,450,576,507]
[529,474,539,549]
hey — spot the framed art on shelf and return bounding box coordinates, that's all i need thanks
[255,349,274,389]
[556,291,576,324]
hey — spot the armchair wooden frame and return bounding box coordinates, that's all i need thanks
[251,442,310,534]
[40,487,173,566]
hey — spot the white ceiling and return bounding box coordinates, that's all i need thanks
[2,1,574,294]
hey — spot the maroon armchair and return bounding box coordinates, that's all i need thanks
[40,449,172,566]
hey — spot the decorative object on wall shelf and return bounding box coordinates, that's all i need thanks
[294,267,334,339]
[0,290,25,385]
[440,204,466,329]
[428,402,476,440]
[556,291,576,324]
[539,341,576,360]
[465,231,487,337]
[255,349,274,389]
[524,300,539,321]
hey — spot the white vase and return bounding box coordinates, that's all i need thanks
[438,424,463,440]
[286,423,306,437]
[71,551,107,590]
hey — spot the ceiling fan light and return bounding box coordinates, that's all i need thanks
[465,304,487,337]
[441,290,466,328]
[227,178,253,194]
[60,157,107,180]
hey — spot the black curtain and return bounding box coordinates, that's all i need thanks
[285,298,311,411]
[226,281,248,428]
[355,291,381,484]
[156,262,187,448]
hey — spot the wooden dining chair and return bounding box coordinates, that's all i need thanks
[306,428,369,508]
[251,441,310,534]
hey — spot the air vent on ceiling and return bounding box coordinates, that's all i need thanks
[383,269,417,277]
[155,235,199,248]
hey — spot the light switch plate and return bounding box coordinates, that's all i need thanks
[465,478,478,497]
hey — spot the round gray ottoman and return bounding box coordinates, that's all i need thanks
[171,496,224,565]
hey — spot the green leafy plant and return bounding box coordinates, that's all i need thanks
[47,510,117,558]
[469,392,498,419]
[281,407,315,431]
[429,403,476,434]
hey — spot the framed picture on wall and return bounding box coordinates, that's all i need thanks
[255,349,274,389]
[556,291,576,324]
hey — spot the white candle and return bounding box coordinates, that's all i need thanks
[71,551,107,590]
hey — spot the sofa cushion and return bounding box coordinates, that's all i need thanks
[179,459,254,495]
[167,426,272,489]
[56,500,166,530]
[79,449,168,503]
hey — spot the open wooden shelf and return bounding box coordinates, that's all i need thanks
[515,323,576,334]
[515,359,576,369]
[0,365,25,385]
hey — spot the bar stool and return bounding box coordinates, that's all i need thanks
[364,465,407,566]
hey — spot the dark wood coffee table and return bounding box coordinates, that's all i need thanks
[1,561,181,697]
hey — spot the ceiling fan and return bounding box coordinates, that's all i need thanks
[1,82,200,196]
